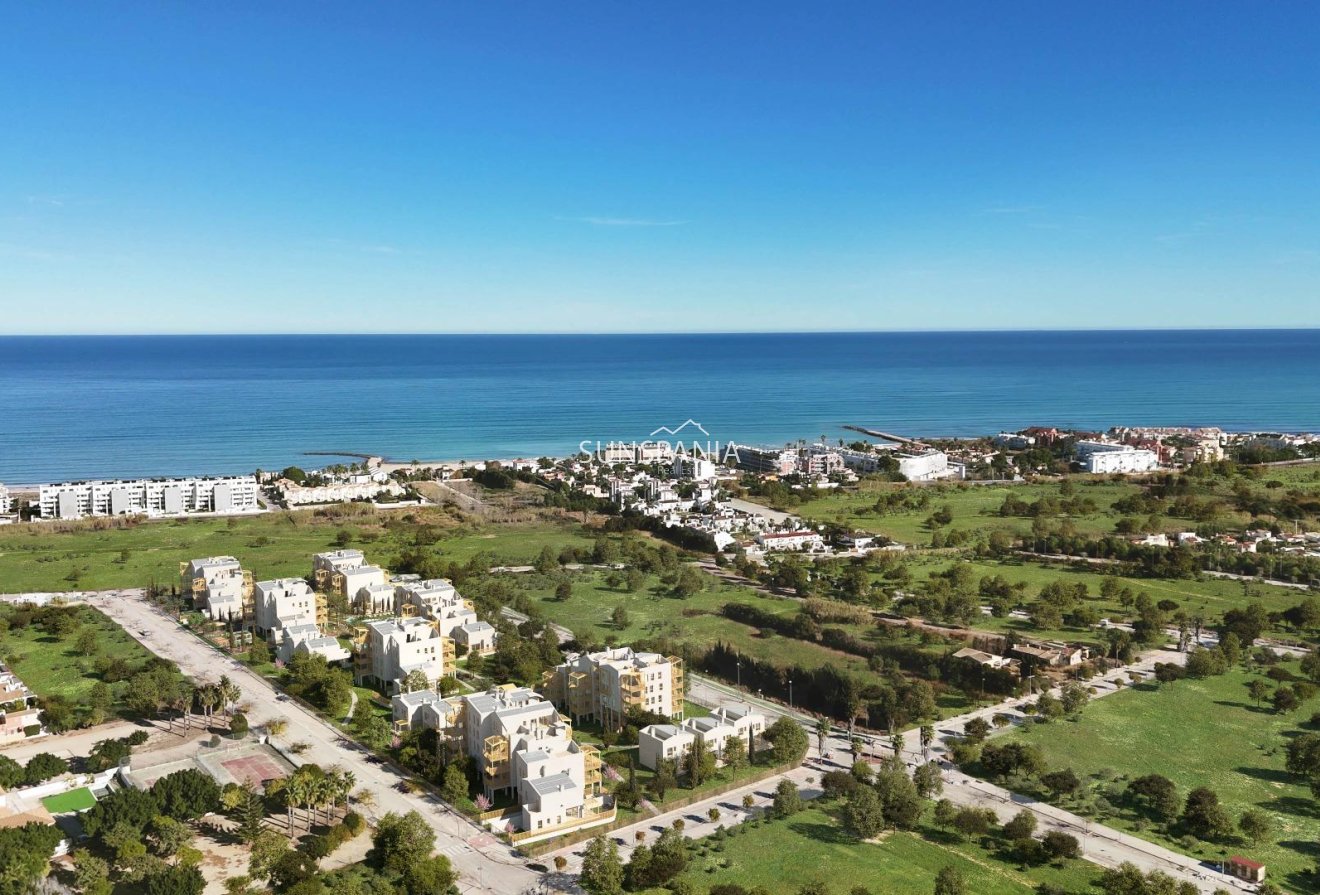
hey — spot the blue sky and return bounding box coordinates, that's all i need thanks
[2,2,1318,333]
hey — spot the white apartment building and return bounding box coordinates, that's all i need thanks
[393,578,496,654]
[672,455,717,480]
[181,556,251,621]
[276,623,351,665]
[638,703,766,771]
[0,484,11,516]
[0,664,41,745]
[896,450,954,482]
[312,550,387,597]
[543,647,684,730]
[392,685,610,844]
[1075,441,1160,474]
[354,617,451,694]
[280,479,405,507]
[354,583,396,616]
[756,530,825,552]
[253,578,318,640]
[732,446,798,476]
[38,476,260,519]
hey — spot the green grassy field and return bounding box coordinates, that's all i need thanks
[792,478,1141,543]
[0,604,159,714]
[41,787,96,813]
[997,664,1320,890]
[639,805,1099,895]
[913,556,1314,644]
[0,510,592,593]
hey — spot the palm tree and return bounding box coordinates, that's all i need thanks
[815,718,830,757]
[337,769,356,818]
[919,724,935,759]
[197,684,220,726]
[283,773,305,835]
[219,676,241,716]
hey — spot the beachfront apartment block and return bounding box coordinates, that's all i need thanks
[353,617,452,694]
[1075,440,1160,474]
[542,646,685,730]
[395,578,497,655]
[253,578,318,640]
[38,475,260,519]
[732,446,799,476]
[180,556,253,621]
[311,550,387,597]
[0,483,10,516]
[391,685,610,844]
[637,703,766,771]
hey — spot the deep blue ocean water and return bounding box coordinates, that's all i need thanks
[0,331,1316,483]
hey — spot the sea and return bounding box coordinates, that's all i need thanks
[0,330,1317,484]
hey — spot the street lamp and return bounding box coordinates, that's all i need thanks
[736,659,742,689]
[788,677,793,710]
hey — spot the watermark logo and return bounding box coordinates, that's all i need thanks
[580,419,740,465]
[648,419,709,438]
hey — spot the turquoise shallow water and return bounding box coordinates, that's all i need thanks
[0,330,1316,482]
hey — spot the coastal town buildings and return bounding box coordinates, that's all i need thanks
[542,647,685,729]
[0,483,10,516]
[180,556,252,621]
[278,477,405,507]
[38,475,260,519]
[756,530,825,552]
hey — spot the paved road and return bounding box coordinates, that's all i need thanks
[693,649,1259,894]
[81,589,539,895]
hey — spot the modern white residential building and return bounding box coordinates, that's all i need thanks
[180,556,252,621]
[38,476,260,519]
[253,578,319,641]
[896,450,953,482]
[1075,441,1160,474]
[542,647,685,730]
[276,623,351,665]
[672,455,717,480]
[0,483,11,516]
[353,583,396,616]
[393,578,495,653]
[354,617,452,694]
[391,685,611,844]
[312,550,387,597]
[756,530,825,552]
[637,703,766,771]
[0,664,41,745]
[279,478,404,507]
[731,446,798,476]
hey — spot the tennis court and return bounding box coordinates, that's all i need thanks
[196,742,294,789]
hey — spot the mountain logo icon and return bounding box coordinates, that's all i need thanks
[648,419,710,437]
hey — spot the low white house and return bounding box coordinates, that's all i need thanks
[637,703,766,770]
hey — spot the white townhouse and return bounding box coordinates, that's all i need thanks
[312,550,387,597]
[1075,440,1160,474]
[181,555,251,621]
[276,623,351,665]
[638,703,766,771]
[253,578,318,641]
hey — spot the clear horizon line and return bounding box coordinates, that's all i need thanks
[1,325,1317,338]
